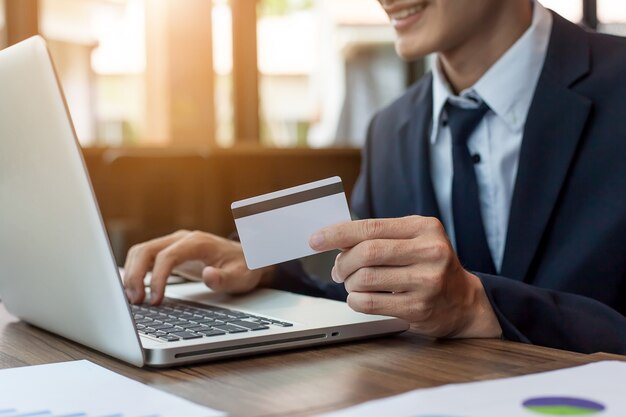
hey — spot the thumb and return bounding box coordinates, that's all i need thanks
[202,266,227,292]
[202,265,259,294]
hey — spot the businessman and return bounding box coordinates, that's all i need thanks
[123,0,626,353]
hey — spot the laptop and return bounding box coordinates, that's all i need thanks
[0,36,408,367]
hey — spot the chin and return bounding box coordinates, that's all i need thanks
[394,37,433,61]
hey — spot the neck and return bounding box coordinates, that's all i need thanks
[439,2,533,94]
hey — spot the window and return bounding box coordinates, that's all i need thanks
[40,0,215,147]
[40,0,145,146]
[212,0,234,147]
[539,0,583,23]
[0,0,6,49]
[598,0,626,35]
[256,0,406,147]
[3,0,623,149]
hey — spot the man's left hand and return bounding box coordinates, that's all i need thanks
[309,216,502,339]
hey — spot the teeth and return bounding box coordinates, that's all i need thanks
[390,3,426,20]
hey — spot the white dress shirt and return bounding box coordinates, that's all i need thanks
[430,2,552,272]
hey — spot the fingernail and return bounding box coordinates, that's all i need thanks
[309,231,325,249]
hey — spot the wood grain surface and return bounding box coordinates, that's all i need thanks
[0,304,613,417]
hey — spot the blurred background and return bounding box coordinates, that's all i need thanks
[1,0,625,268]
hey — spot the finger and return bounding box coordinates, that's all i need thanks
[343,267,416,293]
[149,234,214,305]
[123,231,188,304]
[201,266,241,294]
[330,252,341,282]
[123,247,142,302]
[347,292,408,317]
[123,250,148,304]
[334,239,424,282]
[348,292,440,329]
[309,216,434,251]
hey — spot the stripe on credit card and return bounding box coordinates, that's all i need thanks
[232,182,344,219]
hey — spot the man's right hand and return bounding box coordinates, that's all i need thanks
[122,230,276,306]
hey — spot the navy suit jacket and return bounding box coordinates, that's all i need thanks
[273,13,626,354]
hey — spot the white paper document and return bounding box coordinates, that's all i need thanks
[315,361,626,417]
[0,360,225,417]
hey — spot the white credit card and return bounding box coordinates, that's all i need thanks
[231,176,351,270]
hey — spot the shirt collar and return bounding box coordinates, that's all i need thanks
[431,1,553,144]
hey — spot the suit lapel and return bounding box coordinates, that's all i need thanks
[501,14,592,280]
[397,75,441,219]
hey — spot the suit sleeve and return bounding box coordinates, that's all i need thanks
[267,116,378,300]
[478,273,626,354]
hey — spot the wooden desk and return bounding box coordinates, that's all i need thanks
[0,304,611,417]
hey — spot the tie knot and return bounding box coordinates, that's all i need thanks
[444,100,490,147]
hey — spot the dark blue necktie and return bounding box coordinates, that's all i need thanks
[445,100,496,274]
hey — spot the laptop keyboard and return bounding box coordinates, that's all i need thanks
[132,298,293,342]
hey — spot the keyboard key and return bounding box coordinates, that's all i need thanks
[159,335,181,342]
[168,331,203,340]
[176,323,206,330]
[185,325,210,332]
[213,324,248,334]
[149,323,174,331]
[190,318,216,325]
[230,321,269,331]
[168,320,189,326]
[220,317,242,323]
[196,329,227,337]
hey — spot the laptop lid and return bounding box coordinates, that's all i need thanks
[0,36,145,367]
